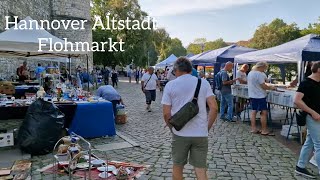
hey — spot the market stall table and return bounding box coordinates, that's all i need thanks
[68,101,116,138]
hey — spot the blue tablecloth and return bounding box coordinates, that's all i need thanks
[68,101,116,138]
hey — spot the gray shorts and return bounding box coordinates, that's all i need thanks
[172,134,208,168]
[145,90,156,104]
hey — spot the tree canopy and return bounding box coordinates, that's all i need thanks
[186,38,228,54]
[91,0,186,67]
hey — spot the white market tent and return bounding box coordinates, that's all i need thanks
[235,34,320,64]
[155,54,177,68]
[0,16,86,58]
[234,34,320,81]
[0,16,89,87]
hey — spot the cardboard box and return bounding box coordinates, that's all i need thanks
[0,133,14,147]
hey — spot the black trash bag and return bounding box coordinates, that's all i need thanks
[18,99,65,155]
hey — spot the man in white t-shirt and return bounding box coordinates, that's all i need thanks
[141,67,160,112]
[162,57,218,180]
[247,62,276,135]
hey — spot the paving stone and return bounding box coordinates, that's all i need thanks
[0,79,312,179]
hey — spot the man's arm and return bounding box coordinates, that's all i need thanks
[207,96,218,131]
[141,81,145,91]
[163,104,172,127]
[260,83,276,91]
[222,72,238,85]
[294,92,320,121]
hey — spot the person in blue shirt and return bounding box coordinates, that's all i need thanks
[35,63,45,80]
[191,67,198,78]
[96,85,124,119]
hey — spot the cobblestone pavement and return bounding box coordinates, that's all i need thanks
[1,79,317,179]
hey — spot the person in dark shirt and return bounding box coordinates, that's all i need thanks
[294,61,320,179]
[111,70,118,87]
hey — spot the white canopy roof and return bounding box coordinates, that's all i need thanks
[0,16,86,58]
[155,54,177,68]
[235,34,320,64]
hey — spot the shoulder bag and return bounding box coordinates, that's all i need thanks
[169,79,201,131]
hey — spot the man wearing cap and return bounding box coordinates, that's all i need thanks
[247,62,276,135]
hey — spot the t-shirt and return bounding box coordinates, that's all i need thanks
[161,74,214,137]
[141,73,158,90]
[220,70,231,95]
[247,71,267,98]
[297,78,320,114]
[236,70,247,84]
[191,68,198,78]
[96,85,121,101]
[167,68,176,81]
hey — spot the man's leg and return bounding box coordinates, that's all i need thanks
[173,165,184,180]
[260,110,268,134]
[225,94,234,121]
[219,94,226,119]
[250,110,257,132]
[145,90,151,111]
[295,115,319,178]
[172,135,190,180]
[190,137,208,180]
[194,168,208,180]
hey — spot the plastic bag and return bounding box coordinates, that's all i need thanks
[17,99,65,155]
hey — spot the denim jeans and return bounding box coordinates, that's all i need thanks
[297,115,320,173]
[220,93,233,121]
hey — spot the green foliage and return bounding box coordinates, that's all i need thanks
[248,18,302,49]
[187,38,228,54]
[165,38,187,58]
[91,0,184,67]
[301,17,320,35]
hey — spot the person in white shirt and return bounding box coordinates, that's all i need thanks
[162,57,218,180]
[235,64,249,117]
[236,64,249,84]
[247,62,276,135]
[166,67,177,81]
[141,67,160,112]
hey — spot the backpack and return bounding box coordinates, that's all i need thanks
[215,72,222,90]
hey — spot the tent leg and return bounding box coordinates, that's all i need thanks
[68,56,71,81]
[86,55,89,92]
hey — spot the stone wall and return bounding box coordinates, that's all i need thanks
[0,0,92,80]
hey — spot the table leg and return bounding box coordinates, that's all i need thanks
[267,103,273,131]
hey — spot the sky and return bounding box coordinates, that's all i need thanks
[139,0,320,46]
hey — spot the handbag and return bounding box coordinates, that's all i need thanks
[169,79,201,131]
[296,110,307,126]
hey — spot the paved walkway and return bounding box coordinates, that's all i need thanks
[1,79,316,179]
[111,80,314,180]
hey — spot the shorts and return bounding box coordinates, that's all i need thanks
[145,90,156,104]
[172,134,208,168]
[250,98,268,111]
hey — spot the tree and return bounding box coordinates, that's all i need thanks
[204,38,228,51]
[248,18,302,81]
[187,38,228,54]
[165,38,187,58]
[301,17,320,35]
[249,18,302,49]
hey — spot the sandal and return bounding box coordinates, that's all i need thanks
[261,132,275,136]
[251,130,261,134]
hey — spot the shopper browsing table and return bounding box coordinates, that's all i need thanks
[96,85,124,119]
[247,62,276,135]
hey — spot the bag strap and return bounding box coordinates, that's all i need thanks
[192,79,201,102]
[144,74,153,89]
